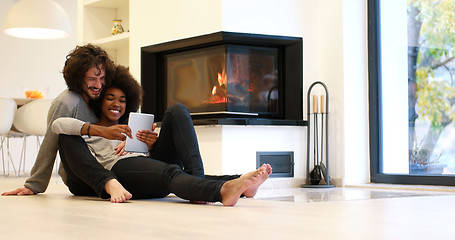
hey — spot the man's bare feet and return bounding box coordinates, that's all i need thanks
[220,165,268,206]
[104,179,132,203]
[242,164,272,198]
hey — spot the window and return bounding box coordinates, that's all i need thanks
[369,0,455,185]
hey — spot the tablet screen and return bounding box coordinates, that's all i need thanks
[124,112,155,153]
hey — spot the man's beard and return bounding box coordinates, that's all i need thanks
[83,87,102,100]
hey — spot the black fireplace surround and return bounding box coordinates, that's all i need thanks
[141,31,304,126]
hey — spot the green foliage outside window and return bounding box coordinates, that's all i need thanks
[408,0,455,169]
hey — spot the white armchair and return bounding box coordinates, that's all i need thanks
[14,98,53,136]
[13,98,53,174]
[0,97,17,175]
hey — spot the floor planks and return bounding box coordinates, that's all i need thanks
[1,176,455,239]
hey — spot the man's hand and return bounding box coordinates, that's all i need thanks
[2,187,35,196]
[97,124,133,140]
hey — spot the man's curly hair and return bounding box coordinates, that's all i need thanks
[62,44,115,94]
[92,65,143,123]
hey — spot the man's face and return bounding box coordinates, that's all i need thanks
[81,66,106,102]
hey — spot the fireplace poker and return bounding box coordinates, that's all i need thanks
[313,95,318,169]
[320,95,327,183]
[320,95,324,162]
[309,95,321,184]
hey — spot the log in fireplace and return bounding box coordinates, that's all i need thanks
[141,31,304,126]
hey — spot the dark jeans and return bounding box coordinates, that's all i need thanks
[58,134,114,199]
[112,157,225,201]
[58,104,240,201]
[149,103,205,178]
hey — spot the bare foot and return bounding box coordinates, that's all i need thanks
[104,179,132,203]
[220,165,267,206]
[242,164,272,198]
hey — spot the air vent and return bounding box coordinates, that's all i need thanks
[256,151,294,177]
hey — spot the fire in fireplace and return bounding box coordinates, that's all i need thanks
[141,31,303,125]
[165,44,279,115]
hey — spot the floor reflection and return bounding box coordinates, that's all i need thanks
[255,187,453,203]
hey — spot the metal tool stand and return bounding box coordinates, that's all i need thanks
[302,81,333,188]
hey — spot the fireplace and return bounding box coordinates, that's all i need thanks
[141,31,303,125]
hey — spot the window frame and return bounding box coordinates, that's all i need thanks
[368,0,455,186]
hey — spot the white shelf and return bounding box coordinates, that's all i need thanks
[88,32,129,49]
[79,0,130,66]
[84,0,128,8]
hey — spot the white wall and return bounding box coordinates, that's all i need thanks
[0,0,77,174]
[129,0,223,79]
[341,0,369,184]
[221,0,304,36]
[301,0,346,184]
[285,0,369,185]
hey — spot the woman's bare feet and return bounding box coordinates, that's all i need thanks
[104,179,132,203]
[220,165,268,206]
[242,164,272,198]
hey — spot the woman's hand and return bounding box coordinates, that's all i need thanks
[98,124,132,140]
[136,127,158,151]
[114,141,129,156]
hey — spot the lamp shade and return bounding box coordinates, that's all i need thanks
[2,0,71,39]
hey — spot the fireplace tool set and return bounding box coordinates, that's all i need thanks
[302,81,333,188]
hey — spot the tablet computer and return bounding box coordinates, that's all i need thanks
[125,112,155,153]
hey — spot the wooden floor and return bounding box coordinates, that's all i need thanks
[1,176,455,240]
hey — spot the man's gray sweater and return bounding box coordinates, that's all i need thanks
[24,90,98,193]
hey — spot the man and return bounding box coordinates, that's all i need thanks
[2,44,115,196]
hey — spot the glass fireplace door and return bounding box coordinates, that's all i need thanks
[165,44,279,117]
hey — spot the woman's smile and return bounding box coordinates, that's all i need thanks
[99,87,126,125]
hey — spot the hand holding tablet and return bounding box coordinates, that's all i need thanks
[125,112,155,153]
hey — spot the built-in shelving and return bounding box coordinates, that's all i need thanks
[78,0,129,66]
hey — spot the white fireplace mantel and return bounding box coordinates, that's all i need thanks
[195,125,306,188]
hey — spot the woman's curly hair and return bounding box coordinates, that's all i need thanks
[62,44,115,94]
[92,65,143,124]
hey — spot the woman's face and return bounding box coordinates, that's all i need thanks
[101,87,126,123]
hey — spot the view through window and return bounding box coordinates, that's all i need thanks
[371,0,455,183]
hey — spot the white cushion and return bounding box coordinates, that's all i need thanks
[13,98,53,136]
[0,98,16,135]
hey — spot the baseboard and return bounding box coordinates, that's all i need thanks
[261,177,345,189]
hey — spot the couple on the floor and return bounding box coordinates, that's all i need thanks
[2,44,271,206]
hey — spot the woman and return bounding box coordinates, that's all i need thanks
[52,65,271,205]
